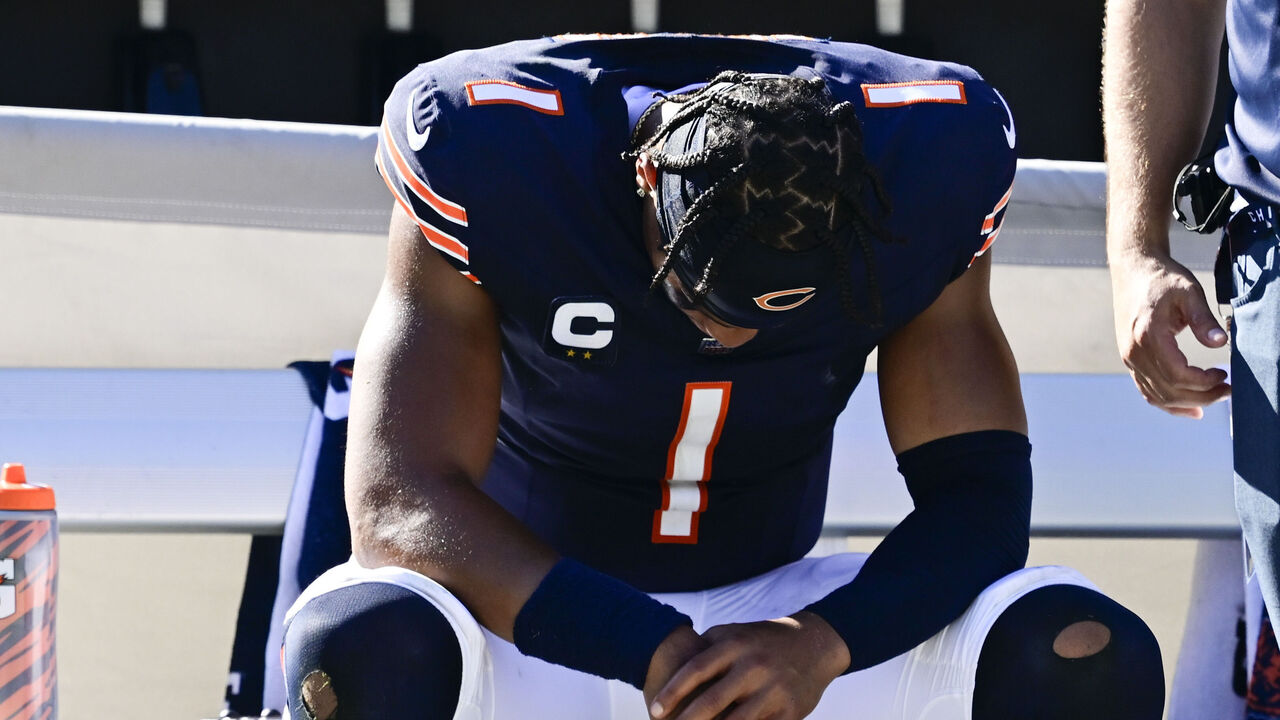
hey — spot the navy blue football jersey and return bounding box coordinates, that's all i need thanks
[375,34,1017,592]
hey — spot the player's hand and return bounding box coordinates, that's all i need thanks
[645,625,712,718]
[1111,250,1230,418]
[647,612,849,720]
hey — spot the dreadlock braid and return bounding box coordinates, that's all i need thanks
[695,205,770,295]
[645,166,748,295]
[626,71,898,324]
[816,228,874,326]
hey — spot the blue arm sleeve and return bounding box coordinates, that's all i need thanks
[804,429,1032,672]
[514,557,693,689]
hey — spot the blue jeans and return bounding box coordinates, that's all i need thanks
[1227,202,1280,624]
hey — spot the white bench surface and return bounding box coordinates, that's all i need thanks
[828,372,1235,537]
[0,368,1235,536]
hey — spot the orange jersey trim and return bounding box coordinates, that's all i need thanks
[971,180,1014,267]
[861,80,968,108]
[971,178,1015,266]
[975,225,1001,256]
[465,80,565,116]
[376,150,471,264]
[969,225,1002,268]
[981,185,1014,234]
[380,122,469,226]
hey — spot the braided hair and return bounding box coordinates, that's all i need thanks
[626,72,897,326]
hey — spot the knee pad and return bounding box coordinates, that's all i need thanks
[972,583,1164,719]
[283,581,463,720]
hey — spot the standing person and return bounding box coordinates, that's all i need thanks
[1103,0,1280,642]
[284,34,1164,719]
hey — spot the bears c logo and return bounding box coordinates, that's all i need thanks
[543,297,619,365]
[753,287,816,312]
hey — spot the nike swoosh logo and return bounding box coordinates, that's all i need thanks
[406,89,430,151]
[994,89,1015,149]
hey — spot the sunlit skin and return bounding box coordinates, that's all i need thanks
[634,151,760,348]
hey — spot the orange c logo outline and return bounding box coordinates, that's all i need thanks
[753,288,817,312]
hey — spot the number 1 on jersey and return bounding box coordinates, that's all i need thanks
[653,382,732,544]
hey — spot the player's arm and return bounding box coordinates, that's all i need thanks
[348,203,695,688]
[876,252,1026,450]
[344,202,557,638]
[1103,0,1230,416]
[800,251,1032,669]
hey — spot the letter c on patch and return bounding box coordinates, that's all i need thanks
[551,302,615,349]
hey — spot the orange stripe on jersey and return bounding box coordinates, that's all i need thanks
[994,185,1013,213]
[376,151,472,264]
[379,122,469,226]
[465,80,565,116]
[461,272,481,285]
[981,185,1014,233]
[418,220,469,264]
[374,147,413,212]
[969,225,1003,267]
[416,223,467,265]
[861,80,967,107]
[971,181,1014,266]
[980,182,1015,234]
[978,225,1001,254]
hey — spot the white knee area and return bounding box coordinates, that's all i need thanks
[893,565,1098,720]
[285,558,492,720]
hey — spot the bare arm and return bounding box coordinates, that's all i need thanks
[1103,0,1226,247]
[1103,0,1230,416]
[344,203,558,640]
[877,253,1026,451]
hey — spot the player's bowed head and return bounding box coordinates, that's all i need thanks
[625,71,901,337]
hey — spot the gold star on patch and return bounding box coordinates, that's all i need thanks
[583,351,592,360]
[566,349,576,357]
